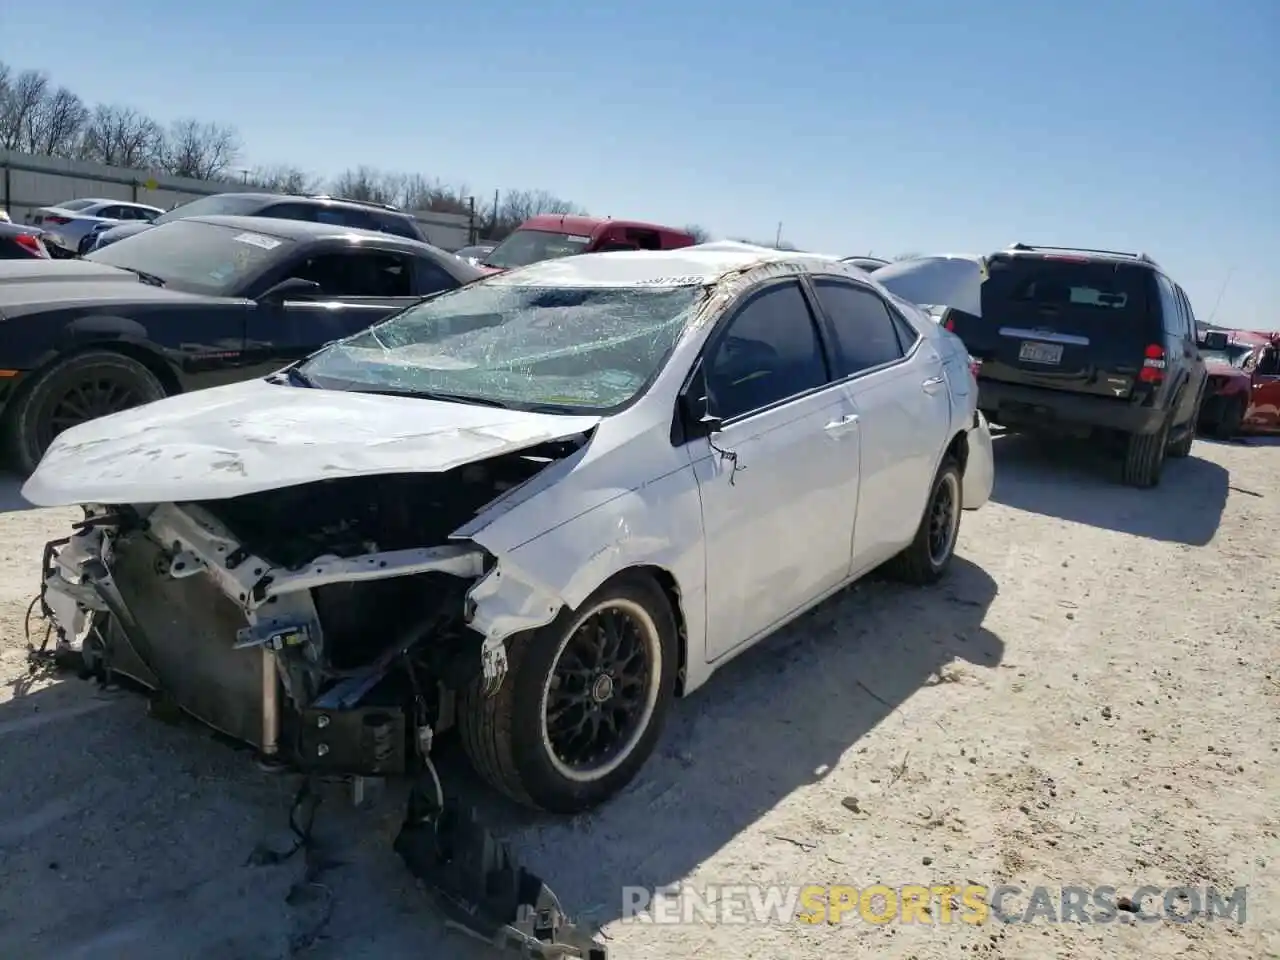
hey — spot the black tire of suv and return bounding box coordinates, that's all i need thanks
[1212,396,1246,440]
[1120,415,1172,488]
[1167,385,1204,459]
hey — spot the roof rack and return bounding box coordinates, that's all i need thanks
[306,194,402,212]
[1005,243,1159,267]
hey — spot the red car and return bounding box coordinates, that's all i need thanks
[1197,329,1280,437]
[480,215,697,271]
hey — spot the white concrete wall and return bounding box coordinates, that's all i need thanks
[0,149,473,251]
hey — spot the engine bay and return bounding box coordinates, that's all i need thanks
[196,442,574,568]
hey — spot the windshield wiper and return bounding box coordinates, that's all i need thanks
[358,388,510,408]
[117,265,166,287]
[266,366,316,388]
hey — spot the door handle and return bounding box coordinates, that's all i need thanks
[922,375,946,394]
[824,412,860,433]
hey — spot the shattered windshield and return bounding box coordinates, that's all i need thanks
[298,282,705,412]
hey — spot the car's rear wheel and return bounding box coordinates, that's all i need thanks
[885,457,962,585]
[1212,395,1246,440]
[5,350,167,476]
[457,572,678,814]
[1168,383,1205,458]
[1120,414,1171,488]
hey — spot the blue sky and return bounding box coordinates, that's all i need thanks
[3,1,1277,328]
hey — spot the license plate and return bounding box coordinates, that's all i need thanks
[1019,340,1063,365]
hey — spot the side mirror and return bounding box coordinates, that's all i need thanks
[257,277,323,303]
[680,386,722,437]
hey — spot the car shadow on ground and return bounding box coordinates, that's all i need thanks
[0,557,1002,958]
[0,472,32,515]
[989,432,1228,546]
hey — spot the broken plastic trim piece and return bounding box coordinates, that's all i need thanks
[394,787,607,959]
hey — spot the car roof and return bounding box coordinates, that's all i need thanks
[486,242,851,289]
[184,214,424,245]
[996,244,1161,271]
[176,192,414,219]
[175,215,485,281]
[520,213,691,236]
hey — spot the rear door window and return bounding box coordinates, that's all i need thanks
[811,279,908,376]
[372,212,421,240]
[1154,274,1184,339]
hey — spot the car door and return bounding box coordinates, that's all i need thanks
[692,278,862,663]
[244,246,427,371]
[807,276,952,572]
[1247,344,1280,430]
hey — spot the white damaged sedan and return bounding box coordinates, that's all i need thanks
[25,244,993,818]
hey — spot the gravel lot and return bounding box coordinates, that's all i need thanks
[1,434,1276,960]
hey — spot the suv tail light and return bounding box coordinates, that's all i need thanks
[14,233,48,257]
[1139,344,1166,384]
[43,215,71,226]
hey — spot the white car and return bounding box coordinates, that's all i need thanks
[27,198,165,255]
[25,245,993,818]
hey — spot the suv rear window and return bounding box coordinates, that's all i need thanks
[983,256,1149,318]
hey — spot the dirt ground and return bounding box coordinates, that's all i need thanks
[0,433,1276,960]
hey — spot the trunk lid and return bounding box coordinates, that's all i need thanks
[962,254,1157,400]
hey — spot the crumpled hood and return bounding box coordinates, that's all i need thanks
[21,378,601,507]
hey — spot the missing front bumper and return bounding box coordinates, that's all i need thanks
[35,505,608,959]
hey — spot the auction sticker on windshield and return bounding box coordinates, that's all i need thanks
[233,232,283,250]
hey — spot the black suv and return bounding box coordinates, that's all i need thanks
[86,193,430,253]
[945,244,1206,488]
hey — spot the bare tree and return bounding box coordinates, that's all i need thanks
[248,164,320,194]
[25,86,88,157]
[0,68,50,150]
[80,105,165,168]
[683,224,712,243]
[893,251,922,260]
[328,166,401,205]
[490,189,584,237]
[159,119,240,180]
[400,174,472,215]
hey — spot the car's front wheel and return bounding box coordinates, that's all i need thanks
[458,572,678,814]
[5,349,167,476]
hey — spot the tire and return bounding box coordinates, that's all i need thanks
[1168,383,1205,458]
[884,457,963,585]
[1120,414,1171,488]
[457,572,678,814]
[1212,396,1245,440]
[5,350,167,476]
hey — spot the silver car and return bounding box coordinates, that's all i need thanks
[27,198,164,255]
